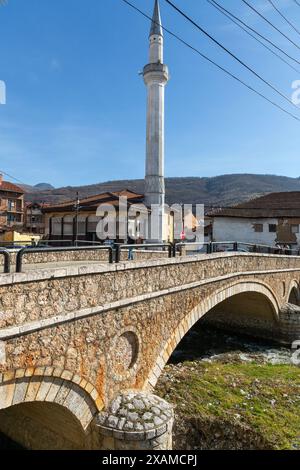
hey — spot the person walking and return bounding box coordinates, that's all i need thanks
[127,236,135,261]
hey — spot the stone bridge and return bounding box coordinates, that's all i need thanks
[0,252,300,450]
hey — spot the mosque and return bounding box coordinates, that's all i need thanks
[44,1,189,244]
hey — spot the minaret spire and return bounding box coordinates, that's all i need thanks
[143,0,170,242]
[150,0,163,38]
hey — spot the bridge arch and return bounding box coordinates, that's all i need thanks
[0,367,103,449]
[145,280,280,389]
[287,280,300,305]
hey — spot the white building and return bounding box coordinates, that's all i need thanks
[210,192,300,248]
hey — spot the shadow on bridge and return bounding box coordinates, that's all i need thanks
[0,401,88,450]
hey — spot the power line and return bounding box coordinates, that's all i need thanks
[0,170,27,186]
[292,0,300,8]
[266,0,300,37]
[207,0,300,74]
[120,0,300,122]
[164,0,300,111]
[241,0,300,51]
[208,0,300,69]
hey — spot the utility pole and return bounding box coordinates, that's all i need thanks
[73,192,80,246]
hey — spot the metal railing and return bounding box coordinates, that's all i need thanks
[0,239,75,249]
[74,240,104,246]
[5,239,300,273]
[175,241,300,256]
[0,239,36,248]
[15,244,114,273]
[37,239,74,246]
[0,249,10,273]
[115,243,173,263]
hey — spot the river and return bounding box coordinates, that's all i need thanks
[170,323,293,366]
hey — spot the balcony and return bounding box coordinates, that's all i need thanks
[7,220,23,226]
[7,208,23,214]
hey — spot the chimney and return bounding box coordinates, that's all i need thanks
[0,174,3,186]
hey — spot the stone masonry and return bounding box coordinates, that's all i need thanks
[96,390,173,450]
[0,252,299,448]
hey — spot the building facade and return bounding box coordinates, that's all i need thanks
[44,190,150,242]
[42,189,177,244]
[210,192,300,247]
[0,174,24,232]
[25,202,47,234]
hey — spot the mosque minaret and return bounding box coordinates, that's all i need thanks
[143,0,170,242]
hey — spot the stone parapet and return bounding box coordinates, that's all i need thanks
[0,248,168,269]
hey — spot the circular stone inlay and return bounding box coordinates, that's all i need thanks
[111,331,139,377]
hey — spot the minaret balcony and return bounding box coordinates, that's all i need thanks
[143,63,169,85]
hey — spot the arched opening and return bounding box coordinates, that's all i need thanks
[154,285,291,451]
[0,372,102,450]
[0,401,87,450]
[147,281,280,389]
[169,291,279,364]
[288,287,299,306]
[202,291,278,340]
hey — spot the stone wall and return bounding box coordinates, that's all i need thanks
[0,253,299,329]
[0,253,299,449]
[0,253,299,406]
[0,248,168,269]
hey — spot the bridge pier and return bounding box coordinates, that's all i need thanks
[279,303,300,344]
[95,391,174,450]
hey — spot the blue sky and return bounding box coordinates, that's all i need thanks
[0,0,300,187]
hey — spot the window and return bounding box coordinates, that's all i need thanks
[52,217,62,236]
[291,224,299,234]
[254,224,263,233]
[269,224,277,233]
[7,199,15,211]
[77,217,86,236]
[87,216,101,233]
[63,215,74,236]
[7,213,15,223]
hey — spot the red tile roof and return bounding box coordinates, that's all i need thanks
[209,192,300,218]
[25,202,50,209]
[0,180,24,194]
[42,189,144,213]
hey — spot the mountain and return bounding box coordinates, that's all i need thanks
[23,174,300,208]
[34,183,54,190]
[21,182,55,193]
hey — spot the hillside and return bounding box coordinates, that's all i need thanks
[21,182,55,193]
[23,174,300,207]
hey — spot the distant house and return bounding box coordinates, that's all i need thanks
[42,189,179,243]
[0,174,25,232]
[25,202,48,234]
[42,190,144,243]
[209,192,300,247]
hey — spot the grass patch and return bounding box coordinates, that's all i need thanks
[156,361,300,450]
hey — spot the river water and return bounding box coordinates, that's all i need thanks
[170,323,294,365]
